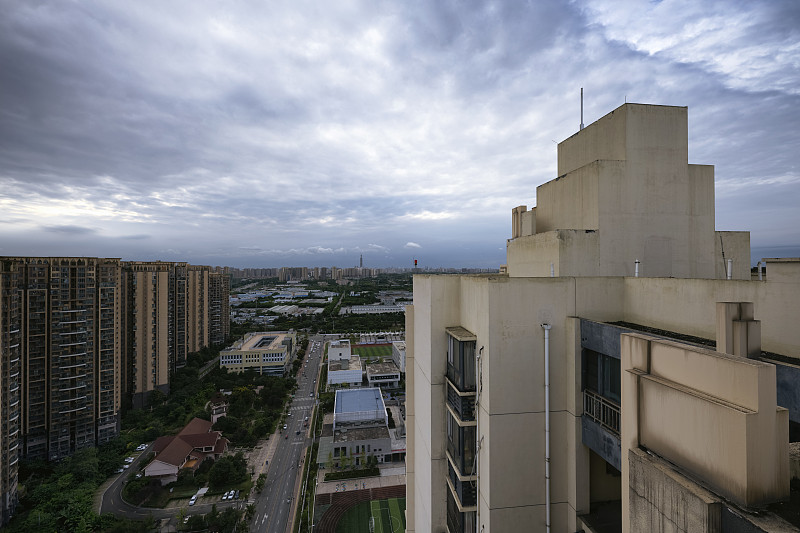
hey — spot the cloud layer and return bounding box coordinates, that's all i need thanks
[1,0,798,267]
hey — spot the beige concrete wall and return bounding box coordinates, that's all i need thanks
[535,162,600,233]
[764,257,800,284]
[621,333,788,532]
[714,231,751,280]
[404,305,415,533]
[628,447,722,533]
[511,104,725,281]
[410,275,461,532]
[622,277,800,359]
[505,231,562,278]
[558,104,628,176]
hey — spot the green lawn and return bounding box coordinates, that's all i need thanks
[336,498,406,533]
[353,345,393,359]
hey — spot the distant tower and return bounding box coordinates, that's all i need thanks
[360,254,363,268]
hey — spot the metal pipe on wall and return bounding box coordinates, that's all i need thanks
[541,323,552,533]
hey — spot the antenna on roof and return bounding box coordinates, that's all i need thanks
[580,88,584,131]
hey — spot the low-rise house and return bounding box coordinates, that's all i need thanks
[143,418,229,485]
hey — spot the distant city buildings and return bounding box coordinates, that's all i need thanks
[226,265,498,280]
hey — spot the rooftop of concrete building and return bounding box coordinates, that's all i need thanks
[366,361,400,375]
[239,332,287,350]
[329,355,361,372]
[334,387,384,414]
[322,422,390,442]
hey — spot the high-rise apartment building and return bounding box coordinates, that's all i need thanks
[0,254,231,522]
[407,104,799,533]
[0,260,21,525]
[187,265,210,354]
[0,257,125,461]
[122,261,173,408]
[209,271,230,345]
[122,262,230,407]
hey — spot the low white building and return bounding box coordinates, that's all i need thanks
[318,388,392,467]
[327,355,363,388]
[366,361,401,388]
[328,339,351,361]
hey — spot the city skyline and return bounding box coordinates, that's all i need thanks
[1,1,799,268]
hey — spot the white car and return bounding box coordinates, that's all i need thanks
[283,424,287,430]
[189,495,197,506]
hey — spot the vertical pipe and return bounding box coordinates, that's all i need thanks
[759,261,763,281]
[550,263,555,277]
[727,259,733,280]
[580,88,584,130]
[634,259,640,278]
[476,346,482,533]
[541,323,552,533]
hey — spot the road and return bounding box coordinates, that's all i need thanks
[99,443,236,523]
[251,334,324,533]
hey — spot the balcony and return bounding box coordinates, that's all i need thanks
[583,389,620,436]
[445,327,477,393]
[447,461,477,508]
[446,488,476,533]
[446,381,476,422]
[446,412,476,476]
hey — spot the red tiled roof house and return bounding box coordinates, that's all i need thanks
[143,418,229,485]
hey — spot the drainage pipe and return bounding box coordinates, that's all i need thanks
[634,259,640,278]
[541,323,552,533]
[727,258,733,280]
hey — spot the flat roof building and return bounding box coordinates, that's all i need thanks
[366,361,401,388]
[318,388,392,468]
[220,331,295,376]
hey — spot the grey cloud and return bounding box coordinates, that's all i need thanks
[42,225,97,235]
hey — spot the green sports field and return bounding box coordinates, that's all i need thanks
[352,344,393,359]
[335,497,406,533]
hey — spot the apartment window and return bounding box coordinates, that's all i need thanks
[446,410,475,475]
[446,328,477,392]
[583,349,620,403]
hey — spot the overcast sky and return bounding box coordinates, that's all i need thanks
[1,0,798,269]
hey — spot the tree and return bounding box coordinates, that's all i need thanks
[209,453,247,489]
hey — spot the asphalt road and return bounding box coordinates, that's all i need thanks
[100,443,237,524]
[251,334,324,533]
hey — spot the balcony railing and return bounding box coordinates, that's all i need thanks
[446,382,476,422]
[583,389,620,436]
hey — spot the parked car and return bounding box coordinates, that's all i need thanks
[234,489,240,499]
[189,495,197,506]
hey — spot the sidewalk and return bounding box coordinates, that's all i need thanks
[244,433,281,480]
